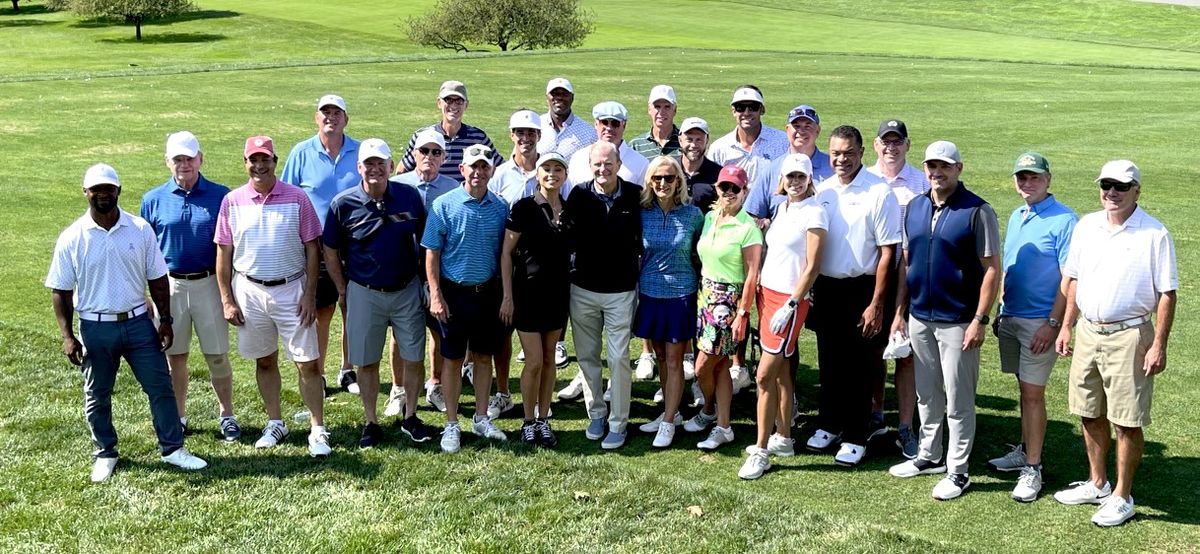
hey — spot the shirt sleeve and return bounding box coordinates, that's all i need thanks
[483,133,505,166]
[1055,214,1077,268]
[741,218,764,248]
[420,198,447,251]
[745,172,771,219]
[143,224,169,280]
[278,145,302,188]
[400,130,419,173]
[44,230,77,290]
[808,203,830,231]
[139,194,154,230]
[214,195,233,246]
[875,187,902,246]
[296,192,322,243]
[321,202,342,249]
[1153,228,1179,293]
[974,204,1002,258]
[505,200,526,233]
[1062,220,1083,279]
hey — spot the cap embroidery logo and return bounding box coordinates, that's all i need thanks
[1018,155,1036,167]
[255,139,264,147]
[888,121,898,127]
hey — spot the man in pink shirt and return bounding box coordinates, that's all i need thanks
[214,136,330,457]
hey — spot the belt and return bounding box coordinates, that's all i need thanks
[441,277,497,293]
[78,304,148,322]
[1085,314,1152,335]
[169,269,215,280]
[353,279,411,294]
[244,271,306,287]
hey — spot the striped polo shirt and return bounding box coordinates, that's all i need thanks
[399,122,504,183]
[140,174,230,273]
[214,180,322,281]
[420,186,509,285]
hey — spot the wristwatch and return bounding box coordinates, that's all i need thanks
[737,308,750,318]
[973,314,990,325]
[786,297,799,309]
[1047,317,1061,328]
[159,315,174,325]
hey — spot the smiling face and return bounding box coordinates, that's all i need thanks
[315,105,347,136]
[245,153,278,187]
[166,152,202,188]
[84,183,120,214]
[873,132,909,166]
[439,95,467,124]
[679,129,708,163]
[589,144,620,187]
[924,159,963,194]
[828,136,864,179]
[788,118,820,152]
[359,157,392,188]
[537,161,567,192]
[460,160,493,193]
[511,127,540,158]
[1100,179,1140,216]
[716,180,747,211]
[649,99,676,129]
[783,171,811,199]
[547,88,574,118]
[731,101,763,132]
[1013,171,1051,205]
[649,164,681,203]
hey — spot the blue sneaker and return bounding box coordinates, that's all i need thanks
[585,417,606,440]
[896,425,918,460]
[601,430,626,450]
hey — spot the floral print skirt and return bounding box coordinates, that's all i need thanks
[696,278,743,356]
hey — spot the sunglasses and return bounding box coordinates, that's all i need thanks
[717,182,743,194]
[418,147,445,156]
[650,175,678,184]
[1099,181,1135,192]
[598,119,623,128]
[732,103,762,113]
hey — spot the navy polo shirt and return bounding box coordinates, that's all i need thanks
[323,182,425,288]
[140,174,230,273]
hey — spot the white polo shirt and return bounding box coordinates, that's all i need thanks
[1064,207,1177,323]
[45,209,168,314]
[706,124,789,183]
[564,140,648,196]
[761,196,829,293]
[815,168,902,279]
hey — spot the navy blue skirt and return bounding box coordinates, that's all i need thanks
[633,294,697,344]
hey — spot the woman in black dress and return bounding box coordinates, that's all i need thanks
[499,152,573,447]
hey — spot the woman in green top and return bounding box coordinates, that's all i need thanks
[686,165,762,452]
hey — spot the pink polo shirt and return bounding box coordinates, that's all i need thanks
[214,180,321,281]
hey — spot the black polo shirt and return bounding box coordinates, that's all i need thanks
[684,157,722,213]
[506,191,573,283]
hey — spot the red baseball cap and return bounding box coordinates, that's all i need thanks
[717,165,749,188]
[244,135,275,158]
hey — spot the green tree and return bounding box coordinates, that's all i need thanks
[59,0,194,41]
[406,0,595,53]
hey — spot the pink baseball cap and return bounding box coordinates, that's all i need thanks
[244,135,275,158]
[717,165,749,188]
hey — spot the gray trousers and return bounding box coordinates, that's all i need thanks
[79,314,184,459]
[910,316,979,475]
[570,285,636,434]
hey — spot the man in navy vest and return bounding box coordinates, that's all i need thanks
[887,140,1000,501]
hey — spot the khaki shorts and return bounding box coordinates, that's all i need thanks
[163,275,230,357]
[997,316,1057,386]
[1068,320,1155,428]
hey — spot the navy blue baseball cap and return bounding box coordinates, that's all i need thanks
[787,105,819,125]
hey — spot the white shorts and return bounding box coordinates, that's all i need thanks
[163,275,230,356]
[232,273,319,362]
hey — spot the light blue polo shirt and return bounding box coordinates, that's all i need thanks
[745,149,833,219]
[279,134,361,229]
[1000,194,1077,318]
[420,186,509,285]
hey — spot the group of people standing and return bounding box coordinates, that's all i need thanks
[47,79,1176,528]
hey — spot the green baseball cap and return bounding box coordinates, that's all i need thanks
[1012,152,1050,175]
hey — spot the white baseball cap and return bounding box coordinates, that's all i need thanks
[680,117,709,135]
[317,94,347,112]
[546,77,574,94]
[1096,159,1141,184]
[414,128,447,150]
[779,153,814,177]
[730,86,765,106]
[83,163,121,189]
[462,144,495,167]
[165,131,200,159]
[358,138,392,164]
[536,151,568,169]
[648,84,677,105]
[509,110,542,130]
[923,140,961,164]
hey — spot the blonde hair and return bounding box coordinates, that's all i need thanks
[639,156,690,209]
[775,171,814,197]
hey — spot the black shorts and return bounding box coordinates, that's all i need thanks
[513,278,569,334]
[316,266,339,309]
[435,278,504,360]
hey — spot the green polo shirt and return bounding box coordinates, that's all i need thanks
[629,126,682,160]
[697,209,762,284]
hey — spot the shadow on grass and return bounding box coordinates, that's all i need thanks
[69,10,238,29]
[0,18,54,27]
[98,32,226,44]
[2,3,53,16]
[122,451,385,483]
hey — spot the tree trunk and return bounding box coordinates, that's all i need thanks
[135,15,142,41]
[10,0,18,12]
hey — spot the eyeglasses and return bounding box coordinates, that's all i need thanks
[732,103,762,113]
[880,138,906,148]
[1099,181,1135,192]
[717,182,743,194]
[598,119,623,128]
[418,147,445,156]
[442,97,465,106]
[650,175,678,184]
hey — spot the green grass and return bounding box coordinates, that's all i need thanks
[1,0,1199,552]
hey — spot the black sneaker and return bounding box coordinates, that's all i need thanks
[360,422,383,448]
[535,418,558,448]
[219,416,242,442]
[401,415,433,443]
[521,421,538,445]
[338,369,359,392]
